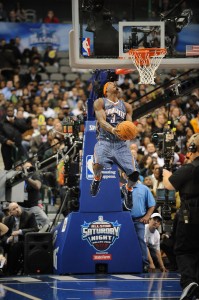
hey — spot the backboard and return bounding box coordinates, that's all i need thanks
[70,0,199,69]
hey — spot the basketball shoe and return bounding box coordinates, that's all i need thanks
[121,184,133,211]
[180,282,199,300]
[90,177,102,196]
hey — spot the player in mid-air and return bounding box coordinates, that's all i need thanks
[90,81,139,210]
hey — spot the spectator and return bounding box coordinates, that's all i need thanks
[21,117,40,157]
[35,129,54,161]
[1,202,10,219]
[0,105,28,169]
[152,113,167,133]
[128,181,156,272]
[143,176,154,195]
[30,56,45,73]
[3,202,38,275]
[139,154,154,178]
[15,36,24,55]
[144,142,157,157]
[71,99,86,117]
[35,106,45,126]
[0,222,8,274]
[5,39,22,64]
[29,46,42,64]
[150,163,165,197]
[0,93,6,122]
[43,46,58,66]
[145,212,168,272]
[30,124,48,158]
[43,10,59,23]
[0,3,7,21]
[42,99,56,119]
[21,48,31,65]
[43,136,62,160]
[15,2,26,22]
[1,80,14,100]
[190,109,199,133]
[8,9,21,22]
[23,66,41,86]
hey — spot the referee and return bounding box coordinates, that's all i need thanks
[163,133,199,300]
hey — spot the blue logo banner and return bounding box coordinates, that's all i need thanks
[0,22,72,51]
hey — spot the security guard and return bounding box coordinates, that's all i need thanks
[163,133,199,300]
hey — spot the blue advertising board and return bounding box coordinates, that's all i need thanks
[0,22,71,52]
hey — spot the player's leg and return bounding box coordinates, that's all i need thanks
[90,141,107,197]
[114,143,139,210]
[127,154,140,188]
[90,162,104,196]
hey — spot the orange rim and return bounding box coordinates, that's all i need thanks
[128,48,167,57]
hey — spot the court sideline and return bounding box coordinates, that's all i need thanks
[0,272,181,299]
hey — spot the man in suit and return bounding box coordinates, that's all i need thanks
[3,202,38,275]
[0,105,28,170]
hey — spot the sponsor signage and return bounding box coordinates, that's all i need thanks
[81,215,121,260]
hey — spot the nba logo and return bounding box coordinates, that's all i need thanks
[82,38,90,56]
[86,155,94,179]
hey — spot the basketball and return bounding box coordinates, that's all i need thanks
[115,121,138,140]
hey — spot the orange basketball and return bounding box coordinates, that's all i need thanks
[115,121,138,140]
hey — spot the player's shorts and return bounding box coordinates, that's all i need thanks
[93,139,139,175]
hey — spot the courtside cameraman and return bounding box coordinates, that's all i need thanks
[163,133,199,300]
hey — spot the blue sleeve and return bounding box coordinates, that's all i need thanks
[145,186,156,208]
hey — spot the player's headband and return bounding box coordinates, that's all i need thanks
[103,82,109,96]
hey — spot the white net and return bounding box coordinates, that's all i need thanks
[129,48,167,85]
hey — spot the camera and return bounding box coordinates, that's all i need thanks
[152,126,177,233]
[152,128,176,170]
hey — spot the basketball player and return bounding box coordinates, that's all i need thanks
[90,81,139,210]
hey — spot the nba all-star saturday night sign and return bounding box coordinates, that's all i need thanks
[81,216,121,260]
[0,22,71,51]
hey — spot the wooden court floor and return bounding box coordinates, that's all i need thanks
[0,272,182,299]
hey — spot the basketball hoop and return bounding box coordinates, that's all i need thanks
[128,48,167,85]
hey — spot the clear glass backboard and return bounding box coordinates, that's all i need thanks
[70,0,199,69]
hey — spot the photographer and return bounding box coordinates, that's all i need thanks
[163,133,199,300]
[18,161,50,230]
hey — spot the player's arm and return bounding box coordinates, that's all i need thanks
[124,102,133,121]
[94,98,115,134]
